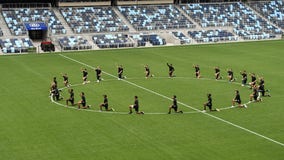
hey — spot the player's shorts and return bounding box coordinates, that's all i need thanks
[146,72,150,77]
[102,104,108,110]
[81,102,86,107]
[205,102,212,109]
[83,77,87,81]
[171,105,178,111]
[68,98,74,104]
[253,95,258,100]
[234,99,241,104]
[133,105,139,112]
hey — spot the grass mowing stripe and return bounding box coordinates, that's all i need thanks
[59,53,284,147]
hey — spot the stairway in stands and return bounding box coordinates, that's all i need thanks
[0,12,12,38]
[52,8,74,35]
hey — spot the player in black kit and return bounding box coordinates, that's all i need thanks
[249,73,257,89]
[193,64,201,79]
[78,92,90,109]
[232,90,247,108]
[240,70,247,86]
[62,73,70,87]
[95,66,102,82]
[214,66,222,80]
[167,63,175,78]
[81,68,90,84]
[99,95,114,111]
[117,65,125,80]
[53,77,57,87]
[144,64,152,79]
[168,95,183,114]
[129,96,144,114]
[66,88,75,106]
[203,93,219,112]
[227,68,235,82]
[250,85,261,102]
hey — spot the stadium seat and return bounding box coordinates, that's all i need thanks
[180,2,282,40]
[2,8,66,36]
[188,30,238,43]
[118,5,195,31]
[171,31,191,44]
[60,7,129,33]
[0,38,34,54]
[93,34,134,48]
[248,0,284,29]
[58,36,92,50]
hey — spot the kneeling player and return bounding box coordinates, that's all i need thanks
[227,68,235,82]
[66,89,75,106]
[144,64,153,79]
[99,95,114,111]
[232,90,247,108]
[240,70,247,86]
[250,85,261,102]
[214,66,222,80]
[129,96,144,114]
[193,64,201,79]
[203,93,219,112]
[168,95,183,114]
[62,73,70,87]
[78,92,90,109]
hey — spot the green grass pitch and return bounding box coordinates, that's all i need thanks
[0,40,283,160]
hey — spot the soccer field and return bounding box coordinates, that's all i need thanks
[0,40,283,160]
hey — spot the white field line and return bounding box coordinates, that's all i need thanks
[58,54,284,147]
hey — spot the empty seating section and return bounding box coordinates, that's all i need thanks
[58,36,92,50]
[249,0,284,29]
[2,8,66,36]
[60,7,129,33]
[93,34,134,48]
[131,34,166,46]
[0,38,34,54]
[188,30,238,43]
[180,2,282,40]
[171,31,191,44]
[118,5,195,31]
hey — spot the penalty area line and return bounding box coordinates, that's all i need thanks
[58,54,284,147]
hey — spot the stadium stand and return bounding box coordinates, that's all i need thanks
[58,36,92,50]
[0,38,34,54]
[118,5,196,31]
[131,34,166,46]
[188,29,238,43]
[93,34,134,48]
[2,8,66,36]
[248,0,284,29]
[59,7,129,33]
[171,31,191,44]
[180,2,282,40]
[0,1,283,54]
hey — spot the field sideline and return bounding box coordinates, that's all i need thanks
[0,40,283,160]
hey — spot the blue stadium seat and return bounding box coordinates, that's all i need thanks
[248,0,284,29]
[188,30,238,43]
[118,5,195,31]
[60,7,129,33]
[180,2,282,40]
[58,36,92,50]
[93,34,134,48]
[0,38,34,54]
[2,8,66,36]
